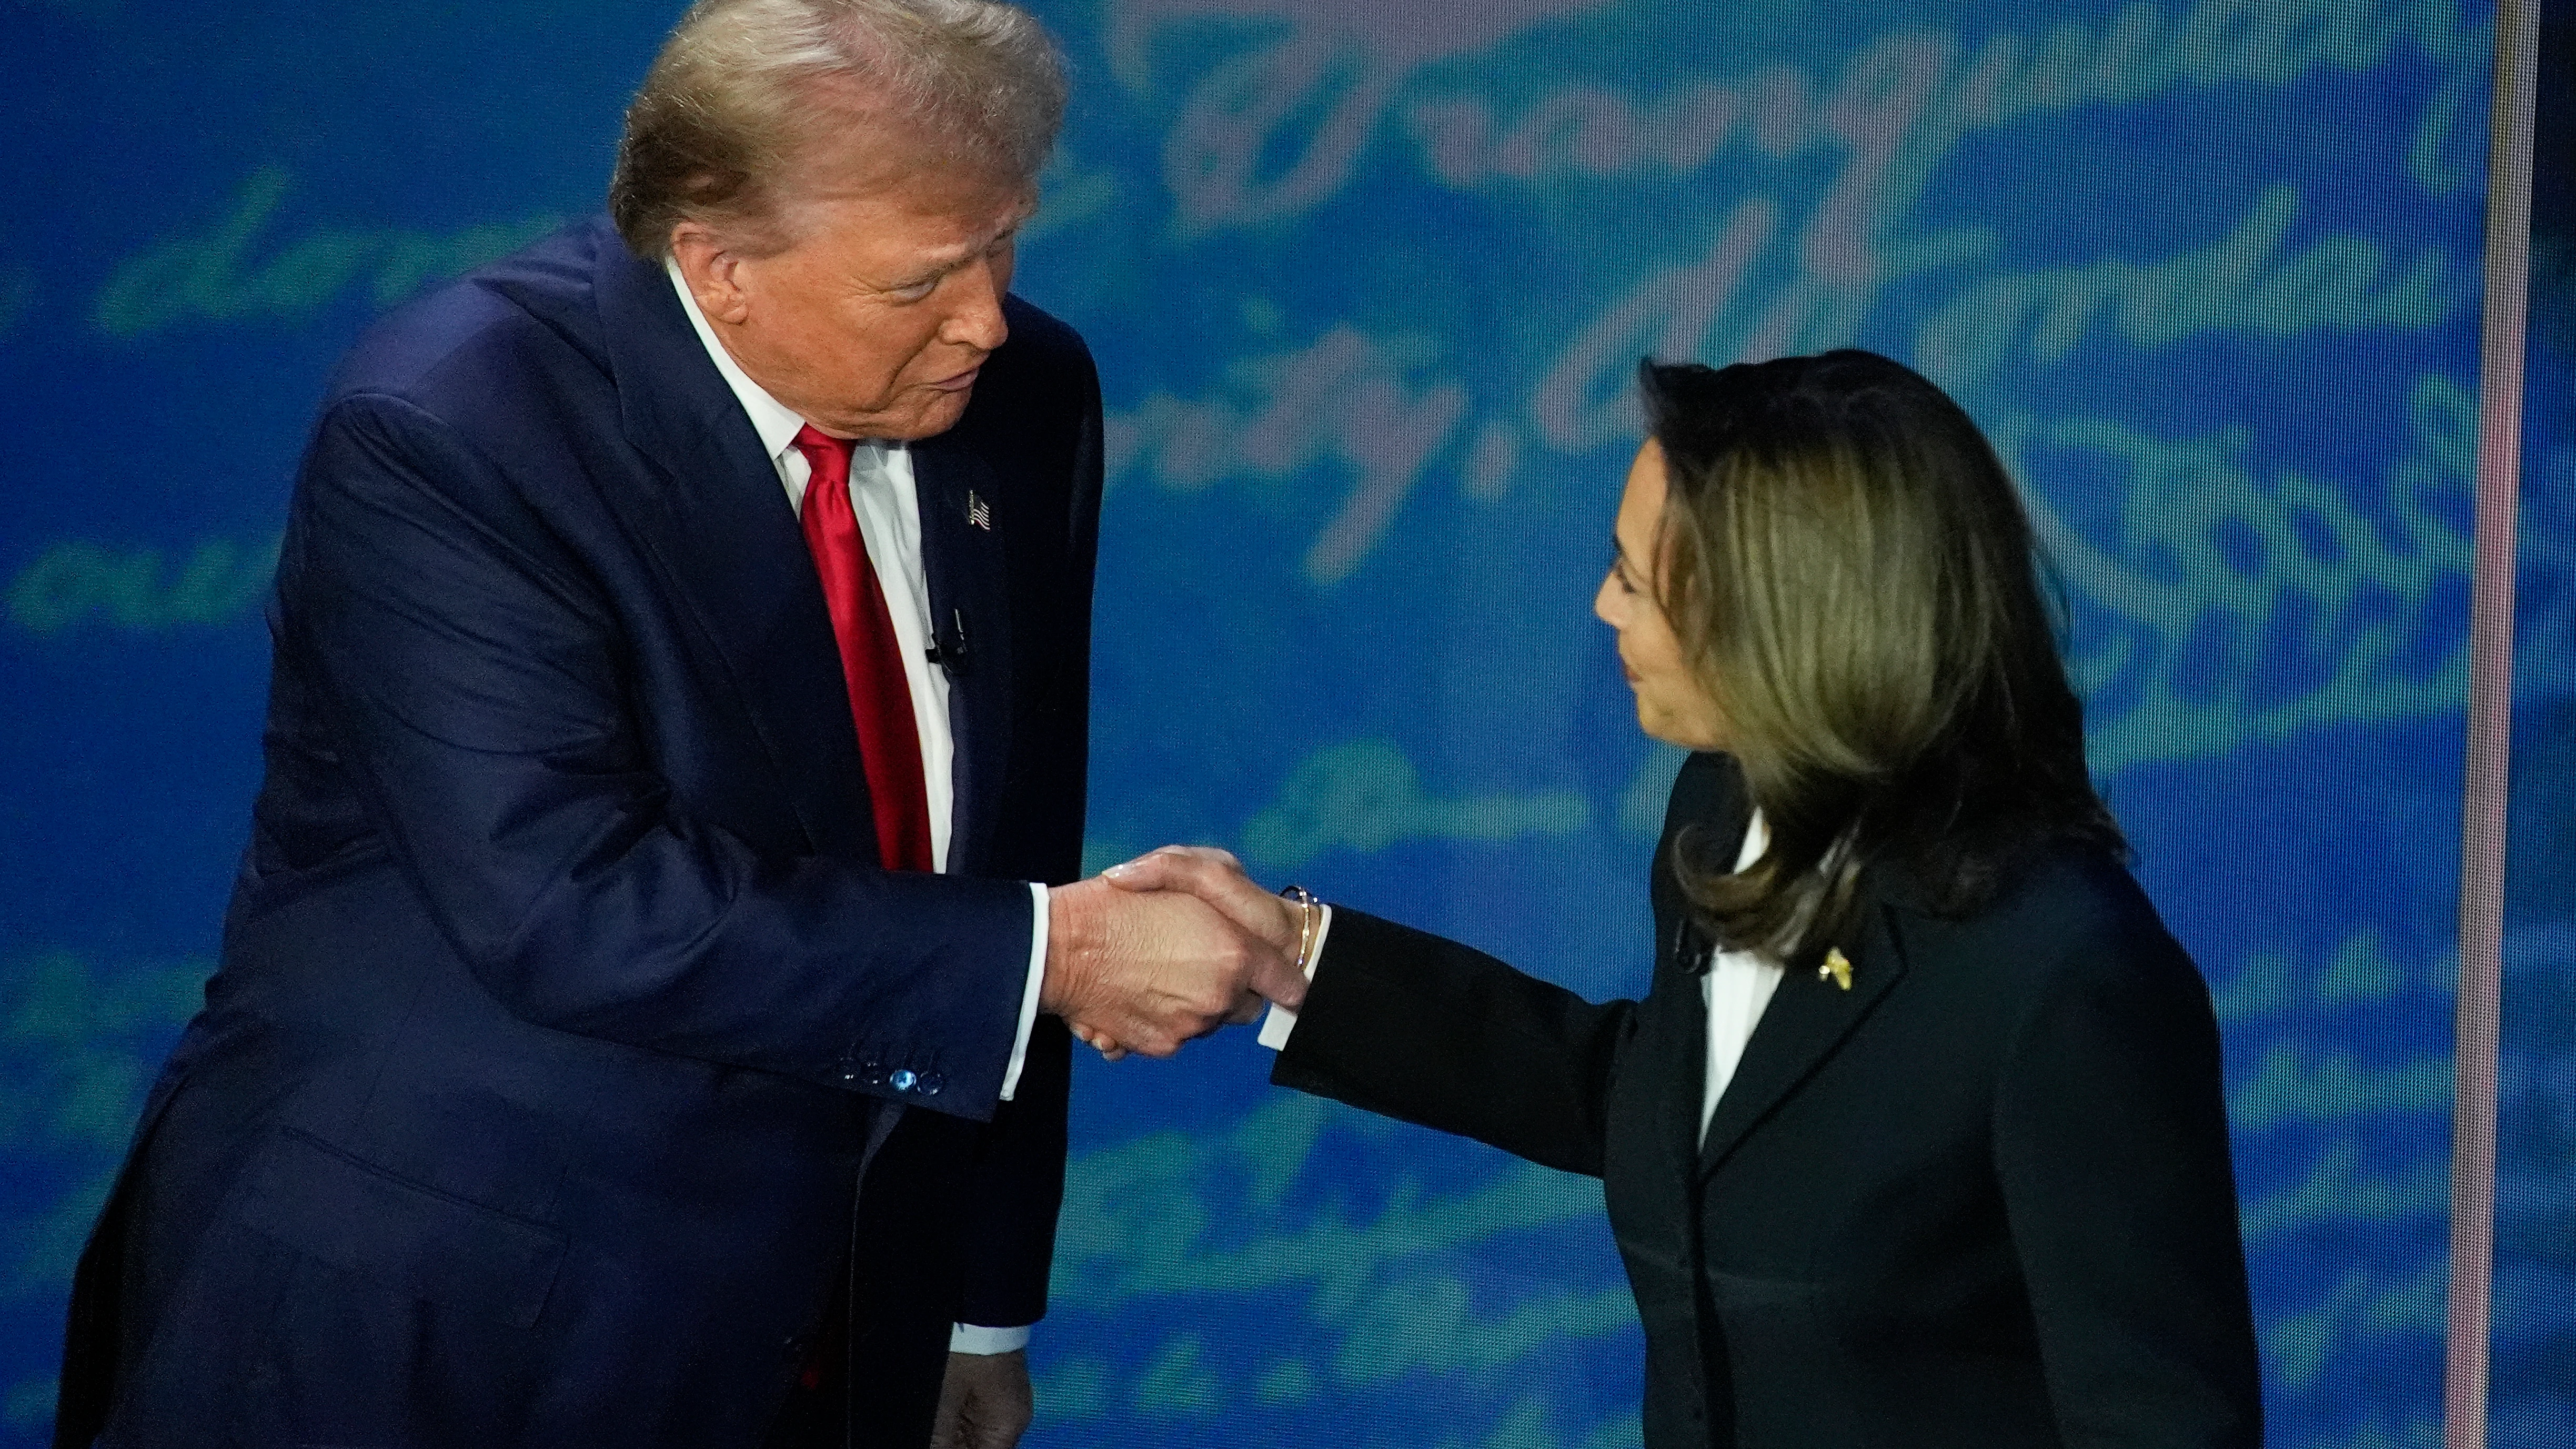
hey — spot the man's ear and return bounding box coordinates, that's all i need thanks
[669,224,751,326]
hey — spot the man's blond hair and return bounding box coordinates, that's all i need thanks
[609,0,1066,258]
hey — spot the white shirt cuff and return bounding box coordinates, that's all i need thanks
[1255,904,1332,1051]
[999,882,1048,1102]
[950,1322,1032,1355]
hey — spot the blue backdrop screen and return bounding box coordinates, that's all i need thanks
[1,2,2551,1446]
[2496,5,2576,1446]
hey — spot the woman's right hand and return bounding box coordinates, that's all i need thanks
[1080,846,1305,1060]
[1101,846,1302,957]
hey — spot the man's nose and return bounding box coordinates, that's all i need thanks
[940,258,1010,353]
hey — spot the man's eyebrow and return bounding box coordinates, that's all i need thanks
[899,213,1033,284]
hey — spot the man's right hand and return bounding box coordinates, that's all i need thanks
[1039,877,1306,1058]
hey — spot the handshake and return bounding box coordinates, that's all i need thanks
[1035,848,1309,1060]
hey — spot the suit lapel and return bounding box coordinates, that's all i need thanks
[1638,758,1762,1186]
[589,231,877,860]
[1643,757,1748,1188]
[1696,894,1910,1178]
[1657,917,1719,1188]
[910,434,1014,878]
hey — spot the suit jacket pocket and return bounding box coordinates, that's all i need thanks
[231,1126,567,1330]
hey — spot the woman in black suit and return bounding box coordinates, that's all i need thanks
[1102,350,2263,1448]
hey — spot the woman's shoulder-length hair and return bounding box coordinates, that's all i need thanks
[1640,348,2126,963]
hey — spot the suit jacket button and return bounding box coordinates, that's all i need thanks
[891,1069,919,1092]
[917,1072,943,1096]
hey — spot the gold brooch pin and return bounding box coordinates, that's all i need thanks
[1818,948,1853,991]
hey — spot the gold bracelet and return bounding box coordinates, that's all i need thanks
[1279,884,1320,974]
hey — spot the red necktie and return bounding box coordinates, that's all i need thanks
[792,425,934,873]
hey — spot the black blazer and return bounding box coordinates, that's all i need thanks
[57,219,1099,1449]
[1274,752,2262,1449]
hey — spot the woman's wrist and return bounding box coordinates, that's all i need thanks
[1277,885,1321,975]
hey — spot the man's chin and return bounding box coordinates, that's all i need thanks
[868,388,975,443]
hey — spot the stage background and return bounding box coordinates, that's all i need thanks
[0,1,2560,1446]
[2496,2,2575,1446]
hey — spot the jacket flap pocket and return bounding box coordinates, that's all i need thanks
[233,1126,566,1330]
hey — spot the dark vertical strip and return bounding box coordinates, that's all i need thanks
[2452,4,2539,1447]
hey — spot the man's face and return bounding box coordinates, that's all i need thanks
[673,135,1033,442]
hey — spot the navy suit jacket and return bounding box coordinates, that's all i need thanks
[55,217,1102,1448]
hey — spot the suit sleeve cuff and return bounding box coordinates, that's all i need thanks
[1256,904,1332,1051]
[999,882,1049,1101]
[950,1322,1033,1355]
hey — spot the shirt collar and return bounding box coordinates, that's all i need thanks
[1734,810,1769,872]
[665,257,813,468]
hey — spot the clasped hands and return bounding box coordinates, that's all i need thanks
[1038,847,1304,1060]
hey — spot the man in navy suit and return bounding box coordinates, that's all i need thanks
[51,3,1301,1446]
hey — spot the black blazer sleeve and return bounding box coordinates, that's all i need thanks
[1993,911,2264,1448]
[1269,908,1635,1178]
[1269,752,1740,1178]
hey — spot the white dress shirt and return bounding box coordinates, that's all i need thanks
[1699,812,1783,1142]
[1259,812,1781,1150]
[669,263,1044,1354]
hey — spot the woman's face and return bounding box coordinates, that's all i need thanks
[1595,439,1729,751]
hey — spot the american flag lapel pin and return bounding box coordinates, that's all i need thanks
[967,490,992,530]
